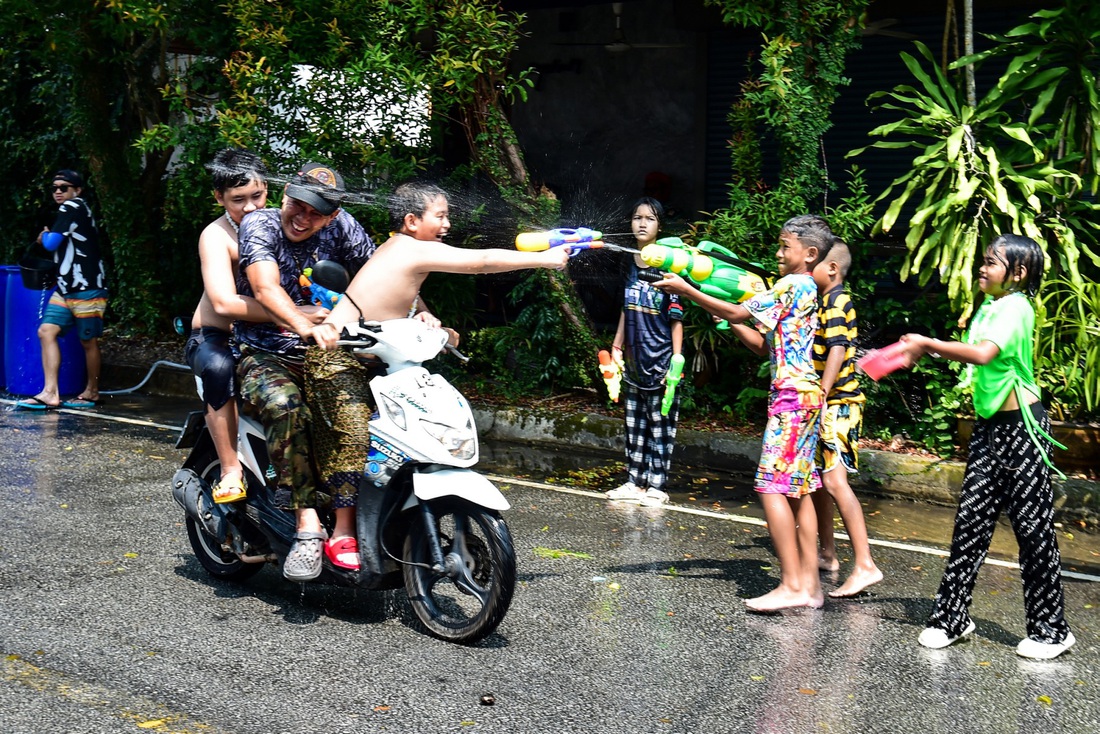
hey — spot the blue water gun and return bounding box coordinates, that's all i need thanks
[299,267,342,310]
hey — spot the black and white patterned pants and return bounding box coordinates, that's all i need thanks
[622,383,679,492]
[927,402,1070,644]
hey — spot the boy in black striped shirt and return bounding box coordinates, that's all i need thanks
[811,241,882,597]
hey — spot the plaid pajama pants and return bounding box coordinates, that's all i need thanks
[926,402,1071,644]
[622,383,679,492]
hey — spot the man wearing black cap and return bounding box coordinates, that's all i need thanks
[234,160,381,581]
[17,169,107,410]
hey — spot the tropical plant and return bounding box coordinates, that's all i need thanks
[850,34,1100,322]
[706,0,871,202]
[1035,276,1100,418]
[962,3,1100,197]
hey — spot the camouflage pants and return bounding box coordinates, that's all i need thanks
[303,347,377,509]
[237,348,317,510]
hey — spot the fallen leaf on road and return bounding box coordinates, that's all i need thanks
[533,547,592,560]
[1036,695,1052,706]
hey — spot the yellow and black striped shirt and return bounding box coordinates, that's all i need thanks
[812,285,865,405]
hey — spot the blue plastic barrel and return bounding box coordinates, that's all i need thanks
[4,269,86,396]
[0,265,16,387]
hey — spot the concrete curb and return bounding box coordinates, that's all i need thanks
[476,406,1099,528]
[103,363,1099,527]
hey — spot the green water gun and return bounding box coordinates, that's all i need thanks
[641,237,770,330]
[661,354,685,416]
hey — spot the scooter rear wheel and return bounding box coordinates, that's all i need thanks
[184,450,263,582]
[403,499,516,644]
[185,515,263,581]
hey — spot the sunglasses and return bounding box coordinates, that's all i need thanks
[50,184,74,193]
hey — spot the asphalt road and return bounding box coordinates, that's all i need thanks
[1,399,1098,734]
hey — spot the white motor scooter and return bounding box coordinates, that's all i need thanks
[173,317,516,644]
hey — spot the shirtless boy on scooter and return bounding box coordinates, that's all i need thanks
[303,181,568,572]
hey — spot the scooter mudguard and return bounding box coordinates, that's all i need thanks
[171,467,229,542]
[410,468,510,511]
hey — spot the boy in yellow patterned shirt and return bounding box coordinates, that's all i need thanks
[811,240,882,597]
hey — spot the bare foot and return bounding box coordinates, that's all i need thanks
[35,392,61,407]
[828,565,884,598]
[818,554,840,572]
[746,587,821,613]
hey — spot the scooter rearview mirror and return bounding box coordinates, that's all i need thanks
[311,259,350,293]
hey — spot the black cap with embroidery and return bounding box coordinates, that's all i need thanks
[285,161,345,215]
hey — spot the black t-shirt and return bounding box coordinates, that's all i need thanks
[235,209,375,357]
[51,197,105,295]
[621,262,683,390]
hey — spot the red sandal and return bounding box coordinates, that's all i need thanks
[324,536,361,571]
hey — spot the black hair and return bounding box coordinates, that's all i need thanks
[826,239,852,278]
[780,214,834,263]
[631,196,664,227]
[390,181,448,231]
[206,149,268,193]
[987,233,1044,296]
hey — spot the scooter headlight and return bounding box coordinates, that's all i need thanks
[379,394,407,431]
[421,419,476,460]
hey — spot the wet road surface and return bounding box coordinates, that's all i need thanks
[0,394,1098,733]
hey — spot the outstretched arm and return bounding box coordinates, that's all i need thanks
[900,333,999,366]
[418,240,570,275]
[652,273,751,324]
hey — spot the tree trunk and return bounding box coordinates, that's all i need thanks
[69,14,170,329]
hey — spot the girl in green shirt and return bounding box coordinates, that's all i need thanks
[900,233,1073,660]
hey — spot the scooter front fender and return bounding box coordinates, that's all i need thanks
[409,468,510,512]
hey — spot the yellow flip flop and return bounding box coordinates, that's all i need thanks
[212,475,247,504]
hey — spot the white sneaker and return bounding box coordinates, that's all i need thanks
[606,482,645,502]
[639,488,669,507]
[918,620,976,649]
[1016,632,1076,660]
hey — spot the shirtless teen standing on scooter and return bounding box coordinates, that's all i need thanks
[305,182,568,572]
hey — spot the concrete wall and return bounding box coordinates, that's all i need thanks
[509,0,709,222]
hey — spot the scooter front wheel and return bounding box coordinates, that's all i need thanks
[403,499,516,644]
